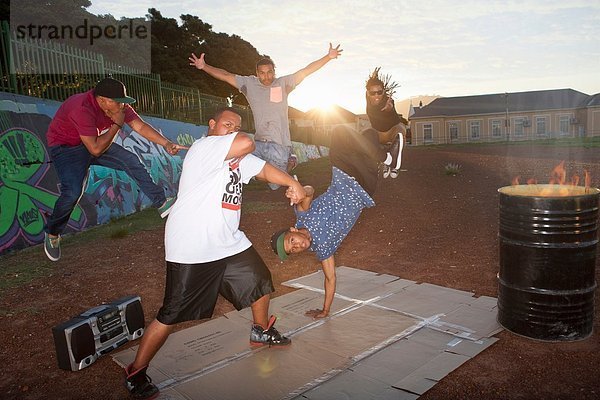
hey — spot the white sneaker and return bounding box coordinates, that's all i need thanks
[383,165,391,179]
[390,169,399,179]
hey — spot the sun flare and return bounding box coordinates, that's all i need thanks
[288,81,337,113]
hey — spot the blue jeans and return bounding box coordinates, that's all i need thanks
[253,140,290,190]
[46,143,165,235]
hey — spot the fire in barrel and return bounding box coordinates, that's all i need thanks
[497,162,599,341]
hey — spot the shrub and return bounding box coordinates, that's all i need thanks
[445,162,461,176]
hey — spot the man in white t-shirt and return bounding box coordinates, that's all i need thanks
[124,108,306,400]
[189,43,342,190]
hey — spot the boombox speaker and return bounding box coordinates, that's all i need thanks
[52,295,145,371]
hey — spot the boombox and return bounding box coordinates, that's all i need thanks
[52,295,145,371]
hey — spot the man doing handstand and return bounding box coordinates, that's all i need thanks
[270,125,401,318]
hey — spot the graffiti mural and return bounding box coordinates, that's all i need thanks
[0,109,93,254]
[176,132,197,147]
[0,126,86,251]
[292,142,324,164]
[120,131,182,197]
[85,166,140,225]
[84,129,186,225]
[0,94,205,255]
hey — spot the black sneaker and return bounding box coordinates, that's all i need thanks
[125,364,159,400]
[44,232,61,261]
[250,315,291,347]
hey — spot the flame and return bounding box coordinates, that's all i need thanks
[511,161,593,197]
[585,170,590,188]
[571,175,579,186]
[548,161,566,184]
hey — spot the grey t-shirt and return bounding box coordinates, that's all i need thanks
[235,74,297,146]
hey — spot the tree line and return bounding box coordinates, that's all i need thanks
[1,0,265,106]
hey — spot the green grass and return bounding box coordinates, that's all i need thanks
[504,136,600,148]
[0,208,165,296]
[62,208,164,248]
[0,306,43,317]
[109,227,131,239]
[530,136,600,147]
[0,259,55,294]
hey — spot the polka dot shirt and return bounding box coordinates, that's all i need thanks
[295,167,375,261]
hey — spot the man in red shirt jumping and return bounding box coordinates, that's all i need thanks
[44,77,187,261]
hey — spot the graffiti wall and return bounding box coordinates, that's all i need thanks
[0,92,325,256]
[0,92,207,255]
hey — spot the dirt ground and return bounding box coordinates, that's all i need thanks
[1,142,599,400]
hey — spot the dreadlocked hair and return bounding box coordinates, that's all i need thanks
[365,67,400,97]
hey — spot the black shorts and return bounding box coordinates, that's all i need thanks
[156,246,274,325]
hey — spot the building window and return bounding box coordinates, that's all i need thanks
[469,121,480,140]
[491,120,502,137]
[559,116,570,136]
[448,122,458,141]
[536,116,547,136]
[423,124,433,143]
[514,118,524,137]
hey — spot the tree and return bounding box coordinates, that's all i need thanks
[10,0,148,70]
[5,3,265,105]
[147,9,262,104]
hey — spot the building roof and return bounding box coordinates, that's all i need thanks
[288,106,307,119]
[411,89,591,118]
[586,93,600,107]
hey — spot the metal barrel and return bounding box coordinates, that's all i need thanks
[497,185,599,341]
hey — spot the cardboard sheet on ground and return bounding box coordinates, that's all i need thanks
[113,266,502,399]
[284,266,401,302]
[301,370,420,400]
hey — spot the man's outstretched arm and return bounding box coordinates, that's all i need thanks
[129,118,188,155]
[189,53,239,88]
[293,43,343,84]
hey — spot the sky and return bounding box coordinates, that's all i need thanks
[87,0,600,114]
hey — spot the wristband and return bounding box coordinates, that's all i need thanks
[113,122,123,129]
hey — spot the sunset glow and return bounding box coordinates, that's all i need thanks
[288,81,338,113]
[89,1,600,114]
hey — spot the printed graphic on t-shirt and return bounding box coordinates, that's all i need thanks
[270,86,283,103]
[222,158,242,210]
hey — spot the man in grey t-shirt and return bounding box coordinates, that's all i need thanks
[189,43,343,189]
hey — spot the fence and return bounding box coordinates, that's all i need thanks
[0,21,253,128]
